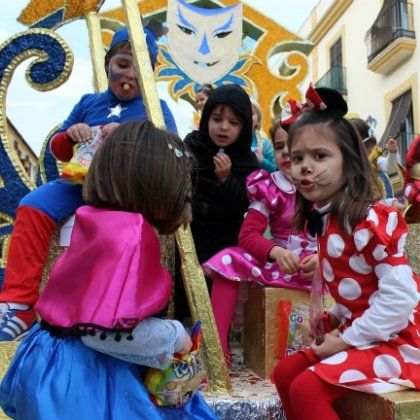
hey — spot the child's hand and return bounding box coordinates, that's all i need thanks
[310,331,350,360]
[177,334,193,355]
[67,123,92,143]
[101,122,120,140]
[269,246,300,273]
[385,137,398,154]
[299,254,318,279]
[214,151,232,183]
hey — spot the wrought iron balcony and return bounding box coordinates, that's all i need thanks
[366,0,415,64]
[315,66,347,96]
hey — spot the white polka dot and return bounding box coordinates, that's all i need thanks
[404,185,412,198]
[374,263,392,278]
[321,259,334,282]
[367,208,379,226]
[271,197,278,206]
[386,212,398,236]
[398,344,420,364]
[284,274,292,282]
[327,234,345,258]
[397,233,407,254]
[264,180,270,185]
[243,253,252,262]
[389,378,416,388]
[373,355,402,379]
[338,278,362,300]
[322,351,348,365]
[247,185,257,194]
[349,254,371,274]
[335,303,352,319]
[354,228,373,251]
[339,370,367,383]
[254,171,263,180]
[251,266,262,277]
[221,255,232,265]
[232,276,240,281]
[271,271,279,280]
[264,262,273,269]
[372,244,388,261]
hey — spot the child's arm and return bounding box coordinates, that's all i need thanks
[310,331,351,360]
[377,138,399,174]
[238,208,275,262]
[81,317,192,369]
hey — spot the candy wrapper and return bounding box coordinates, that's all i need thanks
[277,299,311,359]
[309,268,325,345]
[145,321,205,408]
[61,125,103,183]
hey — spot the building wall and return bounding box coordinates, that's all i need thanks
[299,0,420,144]
[7,118,38,182]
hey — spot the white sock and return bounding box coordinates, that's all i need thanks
[3,303,29,311]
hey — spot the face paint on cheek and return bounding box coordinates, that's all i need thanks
[108,67,124,82]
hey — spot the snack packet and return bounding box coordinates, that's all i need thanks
[61,125,103,183]
[145,321,205,407]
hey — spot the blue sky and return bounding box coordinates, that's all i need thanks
[0,0,317,155]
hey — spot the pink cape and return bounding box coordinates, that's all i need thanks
[36,206,172,329]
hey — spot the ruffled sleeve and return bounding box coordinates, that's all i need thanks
[341,203,419,346]
[246,169,290,218]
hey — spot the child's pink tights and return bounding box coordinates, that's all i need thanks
[210,277,240,355]
[273,350,349,420]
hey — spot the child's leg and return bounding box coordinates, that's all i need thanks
[0,180,84,305]
[273,350,315,420]
[274,350,349,420]
[210,277,240,358]
[290,370,349,420]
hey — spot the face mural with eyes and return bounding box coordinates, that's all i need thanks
[167,0,243,84]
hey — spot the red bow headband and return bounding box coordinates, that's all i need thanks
[281,83,327,128]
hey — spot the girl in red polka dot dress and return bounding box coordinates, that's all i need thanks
[274,91,420,420]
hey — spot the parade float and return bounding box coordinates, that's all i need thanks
[1,1,419,419]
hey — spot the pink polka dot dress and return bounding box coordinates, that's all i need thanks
[203,169,317,291]
[312,202,420,394]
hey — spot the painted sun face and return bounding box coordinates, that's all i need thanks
[167,0,243,84]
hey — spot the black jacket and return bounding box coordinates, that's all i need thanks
[185,84,259,263]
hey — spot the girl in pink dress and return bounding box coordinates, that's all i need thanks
[203,119,318,364]
[274,89,420,420]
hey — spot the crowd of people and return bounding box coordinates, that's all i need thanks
[0,22,419,420]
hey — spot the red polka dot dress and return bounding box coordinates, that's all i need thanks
[312,202,420,394]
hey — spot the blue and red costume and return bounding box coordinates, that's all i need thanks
[0,88,177,306]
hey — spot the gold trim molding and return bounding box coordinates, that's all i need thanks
[309,0,353,44]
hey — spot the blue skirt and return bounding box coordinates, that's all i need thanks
[0,324,217,420]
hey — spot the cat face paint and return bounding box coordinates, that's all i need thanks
[167,0,243,84]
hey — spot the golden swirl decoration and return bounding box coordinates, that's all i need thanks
[0,29,73,191]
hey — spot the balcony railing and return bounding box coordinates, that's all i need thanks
[315,66,347,96]
[366,0,415,63]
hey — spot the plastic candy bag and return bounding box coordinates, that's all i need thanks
[278,299,311,359]
[145,321,205,408]
[61,125,103,183]
[309,268,325,345]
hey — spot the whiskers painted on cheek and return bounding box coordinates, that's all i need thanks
[313,169,330,186]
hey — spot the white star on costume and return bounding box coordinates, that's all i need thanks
[107,104,127,118]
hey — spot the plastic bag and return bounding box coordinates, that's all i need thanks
[61,125,103,183]
[145,321,205,408]
[309,268,325,345]
[278,299,311,359]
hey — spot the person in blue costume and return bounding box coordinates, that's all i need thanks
[250,99,276,173]
[0,23,177,341]
[0,120,217,420]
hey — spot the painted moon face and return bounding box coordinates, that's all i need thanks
[167,0,243,84]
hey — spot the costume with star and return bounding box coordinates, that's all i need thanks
[0,25,177,310]
[203,169,317,290]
